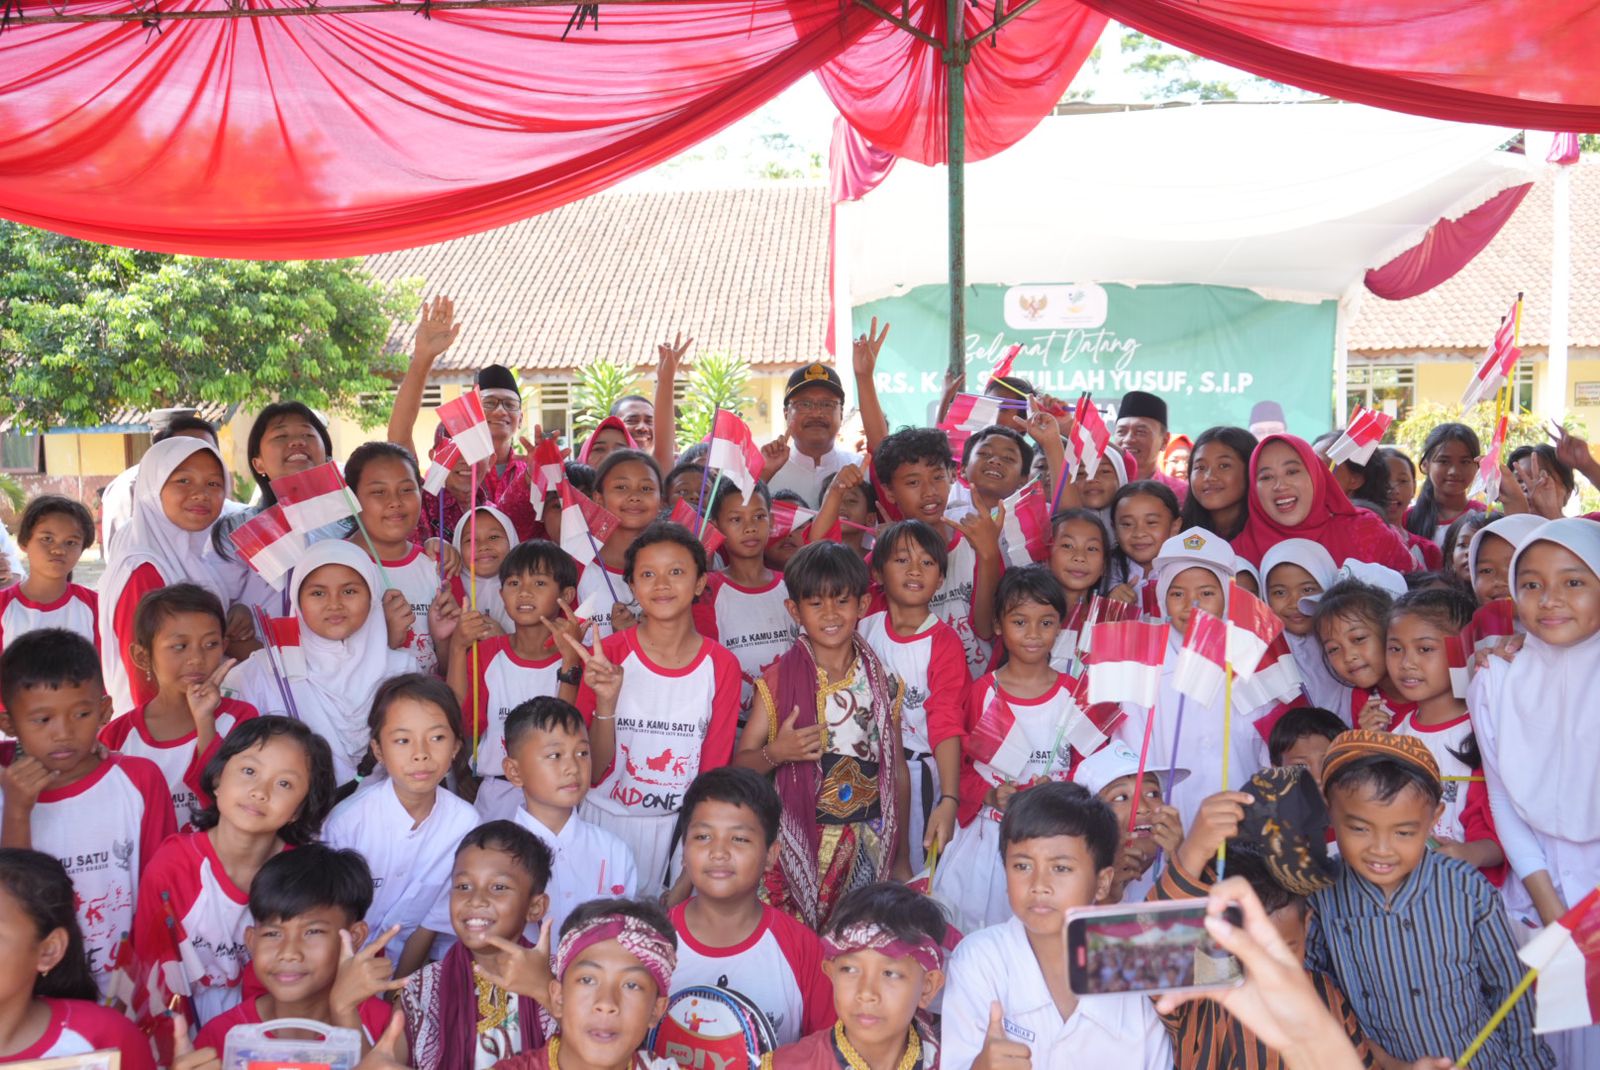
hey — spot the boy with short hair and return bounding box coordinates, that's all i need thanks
[1308,730,1553,1070]
[0,494,98,655]
[192,844,397,1052]
[451,538,584,820]
[503,695,638,936]
[942,780,1172,1070]
[1267,707,1347,787]
[0,628,176,1003]
[668,767,834,1047]
[774,881,948,1070]
[874,427,1003,675]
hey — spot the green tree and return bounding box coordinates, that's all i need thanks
[571,357,642,439]
[677,350,756,443]
[1390,399,1577,461]
[0,223,416,432]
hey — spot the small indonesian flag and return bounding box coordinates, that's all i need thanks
[768,498,817,543]
[1173,609,1226,707]
[1447,632,1471,699]
[1465,600,1517,658]
[1230,633,1304,711]
[1071,394,1111,481]
[707,410,766,504]
[1062,674,1127,758]
[1085,620,1167,708]
[1076,594,1140,657]
[422,439,463,496]
[1325,406,1394,467]
[1549,132,1583,166]
[990,343,1022,384]
[940,393,1004,462]
[1252,694,1310,744]
[437,390,496,465]
[228,505,305,590]
[1461,300,1521,409]
[533,437,566,495]
[559,481,620,566]
[271,462,356,534]
[1470,414,1509,505]
[969,691,1032,783]
[670,499,725,556]
[999,481,1050,567]
[261,616,306,678]
[1226,583,1284,678]
[1517,887,1600,1034]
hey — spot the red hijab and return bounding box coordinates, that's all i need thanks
[578,416,638,465]
[1233,433,1414,573]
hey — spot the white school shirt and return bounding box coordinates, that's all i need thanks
[323,776,481,962]
[667,901,834,1047]
[468,635,565,778]
[767,444,858,508]
[1391,710,1481,843]
[16,754,175,1003]
[0,583,98,653]
[574,560,640,640]
[930,530,993,675]
[512,805,638,940]
[695,573,797,714]
[943,916,1172,1070]
[385,545,442,675]
[858,608,970,754]
[99,698,257,830]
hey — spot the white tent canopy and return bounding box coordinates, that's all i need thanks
[836,102,1537,314]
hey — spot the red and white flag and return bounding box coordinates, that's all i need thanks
[1549,132,1583,166]
[1076,594,1140,657]
[1071,394,1112,481]
[990,343,1022,385]
[1325,406,1394,467]
[999,481,1050,567]
[1062,674,1127,757]
[1470,414,1509,505]
[1464,600,1517,659]
[1226,583,1284,678]
[670,498,725,556]
[559,481,621,566]
[1461,299,1521,409]
[437,389,496,465]
[1173,609,1226,707]
[1518,887,1600,1034]
[1230,633,1304,711]
[940,393,1004,461]
[228,505,306,590]
[1251,694,1310,745]
[1085,620,1167,708]
[768,498,817,543]
[707,410,766,504]
[261,615,306,678]
[532,437,566,495]
[271,462,357,534]
[1446,632,1471,699]
[422,439,463,496]
[969,691,1032,783]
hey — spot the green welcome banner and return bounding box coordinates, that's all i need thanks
[852,282,1337,434]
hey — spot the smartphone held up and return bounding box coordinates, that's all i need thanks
[1065,899,1244,998]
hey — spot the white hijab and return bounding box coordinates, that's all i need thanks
[1259,539,1349,716]
[1466,514,1546,584]
[451,504,516,631]
[99,437,232,713]
[226,540,417,782]
[1477,517,1600,842]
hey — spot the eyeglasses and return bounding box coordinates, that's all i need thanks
[789,399,843,415]
[480,396,521,413]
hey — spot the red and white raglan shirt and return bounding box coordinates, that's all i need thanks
[5,998,155,1070]
[194,993,393,1052]
[384,545,444,676]
[0,582,97,653]
[692,572,797,715]
[99,697,260,830]
[929,530,994,676]
[9,753,177,1003]
[1391,709,1506,886]
[574,560,640,640]
[575,630,741,891]
[667,901,836,1047]
[109,562,168,713]
[131,831,256,1031]
[466,634,565,780]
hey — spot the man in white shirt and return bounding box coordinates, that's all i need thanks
[762,363,860,508]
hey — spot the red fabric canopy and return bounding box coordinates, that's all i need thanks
[1364,182,1532,301]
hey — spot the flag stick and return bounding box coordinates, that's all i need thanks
[1164,696,1187,805]
[1456,969,1537,1067]
[988,376,1030,401]
[698,471,725,538]
[586,531,622,604]
[1130,703,1158,836]
[692,408,718,519]
[926,833,942,884]
[469,467,481,760]
[1216,664,1234,878]
[436,489,446,585]
[251,606,301,722]
[341,488,395,590]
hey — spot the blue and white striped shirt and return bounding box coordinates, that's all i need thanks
[1306,852,1555,1069]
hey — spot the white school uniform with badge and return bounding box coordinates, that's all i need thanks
[576,630,742,891]
[466,634,566,819]
[0,582,98,652]
[574,560,640,640]
[12,753,175,1003]
[943,916,1172,1070]
[383,544,444,676]
[513,805,638,941]
[99,697,258,830]
[930,529,993,675]
[931,675,1077,934]
[695,572,797,715]
[323,775,481,962]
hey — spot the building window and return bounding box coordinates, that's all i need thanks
[1511,362,1535,412]
[1345,364,1416,425]
[532,381,688,449]
[360,384,443,408]
[0,431,42,473]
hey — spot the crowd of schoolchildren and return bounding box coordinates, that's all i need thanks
[2,303,1598,1070]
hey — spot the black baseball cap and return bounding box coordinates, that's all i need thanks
[784,363,846,403]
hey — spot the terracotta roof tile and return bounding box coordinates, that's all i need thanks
[1348,159,1600,352]
[363,184,830,374]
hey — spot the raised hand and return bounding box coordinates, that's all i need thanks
[540,598,588,660]
[936,367,967,425]
[973,1001,1031,1070]
[1178,790,1251,876]
[355,1010,412,1070]
[769,706,824,766]
[413,295,461,364]
[1149,800,1184,856]
[479,921,555,1004]
[957,501,1005,558]
[658,332,694,378]
[429,586,463,643]
[1548,420,1595,473]
[422,539,464,580]
[170,1011,222,1070]
[456,609,500,647]
[382,589,417,649]
[186,658,237,727]
[852,317,890,378]
[554,627,623,709]
[1357,693,1392,732]
[760,437,791,483]
[332,925,407,1020]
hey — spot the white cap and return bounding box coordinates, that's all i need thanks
[1153,527,1237,607]
[1297,559,1409,616]
[1074,739,1189,797]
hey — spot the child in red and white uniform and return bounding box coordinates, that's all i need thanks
[448,504,518,633]
[448,539,581,820]
[131,716,335,1045]
[0,849,155,1069]
[344,442,459,677]
[568,521,741,893]
[573,448,658,640]
[0,630,176,1005]
[98,437,234,715]
[931,567,1082,934]
[669,768,834,1047]
[697,480,798,717]
[323,676,478,977]
[100,584,258,830]
[858,520,969,874]
[0,495,98,658]
[1046,508,1112,674]
[1106,480,1181,617]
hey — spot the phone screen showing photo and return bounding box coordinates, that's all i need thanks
[1068,904,1241,996]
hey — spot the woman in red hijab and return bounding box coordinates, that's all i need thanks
[1232,434,1415,572]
